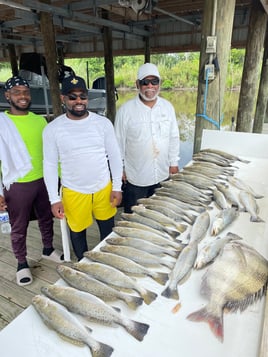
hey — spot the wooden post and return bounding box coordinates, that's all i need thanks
[7,44,18,76]
[236,0,267,132]
[102,9,116,123]
[194,0,236,153]
[145,34,150,63]
[253,21,268,133]
[39,1,62,120]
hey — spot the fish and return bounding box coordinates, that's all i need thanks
[199,148,250,164]
[32,294,114,357]
[116,219,174,240]
[56,265,143,310]
[194,232,242,269]
[188,211,210,244]
[212,188,229,210]
[150,194,206,214]
[72,261,157,305]
[211,207,239,235]
[171,172,217,191]
[106,236,181,258]
[193,152,236,167]
[216,183,243,209]
[113,226,182,249]
[154,187,211,207]
[41,285,150,341]
[239,190,265,222]
[187,241,268,342]
[84,251,169,286]
[228,176,263,199]
[120,212,181,238]
[131,205,188,233]
[100,244,174,269]
[161,241,198,300]
[137,198,195,225]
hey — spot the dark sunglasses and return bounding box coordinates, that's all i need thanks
[67,93,88,100]
[139,78,160,86]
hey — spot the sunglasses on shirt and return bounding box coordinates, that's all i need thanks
[66,93,88,100]
[139,78,160,86]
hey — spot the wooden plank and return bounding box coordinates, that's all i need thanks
[0,296,24,326]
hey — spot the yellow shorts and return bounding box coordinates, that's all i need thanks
[62,181,117,232]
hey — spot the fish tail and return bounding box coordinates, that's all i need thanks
[150,271,169,285]
[187,307,224,343]
[140,289,158,305]
[124,294,144,310]
[161,260,174,270]
[91,341,114,357]
[124,320,150,341]
[161,286,180,300]
[250,216,265,223]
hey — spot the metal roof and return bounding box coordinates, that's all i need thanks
[0,0,252,60]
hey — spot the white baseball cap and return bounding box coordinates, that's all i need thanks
[137,63,160,80]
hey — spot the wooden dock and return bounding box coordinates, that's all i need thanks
[0,210,122,331]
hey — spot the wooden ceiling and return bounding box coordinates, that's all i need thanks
[0,0,253,60]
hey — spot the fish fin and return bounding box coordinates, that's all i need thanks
[125,295,144,310]
[123,320,150,341]
[161,260,175,270]
[140,289,158,305]
[151,271,169,285]
[57,332,85,346]
[111,306,121,313]
[187,307,224,343]
[95,342,114,357]
[161,286,180,300]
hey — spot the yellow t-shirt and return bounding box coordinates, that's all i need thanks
[5,111,47,182]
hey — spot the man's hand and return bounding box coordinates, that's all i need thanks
[51,201,65,219]
[110,191,122,207]
[0,195,7,210]
[169,166,179,175]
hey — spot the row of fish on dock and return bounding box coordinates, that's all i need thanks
[32,148,268,355]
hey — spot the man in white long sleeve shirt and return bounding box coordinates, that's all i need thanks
[114,63,180,213]
[43,76,122,260]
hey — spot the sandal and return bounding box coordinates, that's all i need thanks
[16,268,33,286]
[41,250,64,263]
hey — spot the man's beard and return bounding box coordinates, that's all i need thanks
[67,106,88,117]
[139,88,159,102]
[10,99,31,111]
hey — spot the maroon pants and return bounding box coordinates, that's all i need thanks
[4,178,54,263]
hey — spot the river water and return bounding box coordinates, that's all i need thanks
[116,89,240,167]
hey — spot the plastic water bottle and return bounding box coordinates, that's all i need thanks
[0,211,11,234]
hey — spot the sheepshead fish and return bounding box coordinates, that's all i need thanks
[187,241,268,342]
[32,295,113,357]
[41,285,150,341]
[73,261,157,305]
[239,190,265,222]
[56,265,143,310]
[161,241,198,300]
[211,207,239,235]
[84,251,169,286]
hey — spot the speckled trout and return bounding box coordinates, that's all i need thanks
[84,251,169,286]
[73,261,157,305]
[41,285,150,341]
[32,294,114,357]
[56,265,143,310]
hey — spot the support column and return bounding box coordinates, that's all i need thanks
[194,0,236,153]
[253,21,268,133]
[236,0,267,132]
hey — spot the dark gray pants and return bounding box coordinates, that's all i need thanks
[4,178,54,263]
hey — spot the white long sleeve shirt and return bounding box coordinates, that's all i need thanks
[114,95,180,186]
[43,112,123,204]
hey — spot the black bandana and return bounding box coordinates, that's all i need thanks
[4,76,30,92]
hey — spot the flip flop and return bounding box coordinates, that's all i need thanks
[41,250,64,263]
[16,268,33,286]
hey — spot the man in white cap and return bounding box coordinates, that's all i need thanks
[114,63,180,213]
